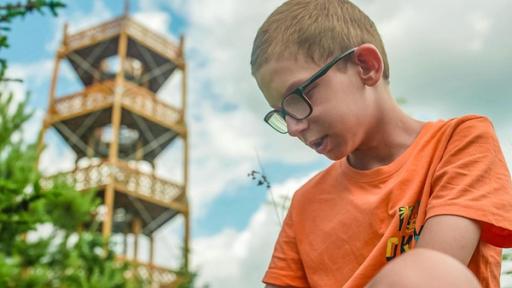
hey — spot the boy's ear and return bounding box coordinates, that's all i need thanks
[353,44,383,87]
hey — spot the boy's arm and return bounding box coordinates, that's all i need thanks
[415,214,481,265]
[367,248,481,288]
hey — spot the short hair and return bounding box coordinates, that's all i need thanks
[251,0,390,82]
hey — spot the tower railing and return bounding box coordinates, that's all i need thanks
[65,17,181,64]
[117,255,180,287]
[41,160,186,211]
[51,81,183,131]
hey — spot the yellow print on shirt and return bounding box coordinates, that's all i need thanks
[385,201,424,261]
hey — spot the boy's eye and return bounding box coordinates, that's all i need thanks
[304,85,318,99]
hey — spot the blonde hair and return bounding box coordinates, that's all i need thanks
[251,0,389,81]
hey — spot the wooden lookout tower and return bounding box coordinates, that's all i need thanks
[38,4,189,286]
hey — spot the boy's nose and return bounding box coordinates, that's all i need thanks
[285,115,308,137]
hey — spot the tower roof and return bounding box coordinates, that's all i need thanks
[61,16,184,93]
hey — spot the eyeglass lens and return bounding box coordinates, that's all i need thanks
[283,93,310,119]
[266,112,287,133]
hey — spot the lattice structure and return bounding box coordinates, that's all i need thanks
[37,6,189,287]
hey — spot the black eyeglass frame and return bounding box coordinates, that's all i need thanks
[264,47,357,134]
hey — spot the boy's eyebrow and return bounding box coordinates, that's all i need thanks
[282,79,304,98]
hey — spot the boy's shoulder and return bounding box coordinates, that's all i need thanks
[289,114,495,202]
[442,114,493,129]
[432,114,496,143]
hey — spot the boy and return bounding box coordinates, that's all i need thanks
[250,0,512,287]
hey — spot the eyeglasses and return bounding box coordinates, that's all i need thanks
[264,48,356,134]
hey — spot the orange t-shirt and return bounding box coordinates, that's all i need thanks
[262,115,512,288]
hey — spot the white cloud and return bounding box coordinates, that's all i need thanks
[38,129,76,176]
[133,10,178,42]
[157,69,182,108]
[2,59,54,108]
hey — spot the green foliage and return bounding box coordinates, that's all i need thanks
[0,1,137,285]
[175,266,198,288]
[0,84,135,288]
[503,249,512,275]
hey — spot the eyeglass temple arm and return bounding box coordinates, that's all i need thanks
[300,48,357,89]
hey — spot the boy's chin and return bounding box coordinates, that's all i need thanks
[323,150,347,161]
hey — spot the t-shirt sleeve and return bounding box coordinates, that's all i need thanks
[427,116,512,247]
[262,203,309,287]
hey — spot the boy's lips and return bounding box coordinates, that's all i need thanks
[308,135,328,154]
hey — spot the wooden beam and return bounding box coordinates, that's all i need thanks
[35,120,49,169]
[103,25,128,241]
[102,183,115,237]
[123,229,128,257]
[85,40,111,67]
[109,20,128,165]
[130,112,157,143]
[181,36,190,272]
[48,55,61,114]
[124,0,130,16]
[67,52,103,81]
[53,122,89,155]
[127,195,153,224]
[140,61,174,84]
[149,235,154,265]
[121,104,186,136]
[132,217,142,261]
[126,129,175,160]
[113,183,187,213]
[142,209,177,235]
[184,211,190,271]
[38,32,70,165]
[75,110,101,138]
[183,131,189,198]
[135,40,167,85]
[180,36,187,122]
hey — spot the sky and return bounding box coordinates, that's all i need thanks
[2,0,512,287]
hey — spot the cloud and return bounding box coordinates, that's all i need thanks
[357,0,512,123]
[38,129,77,176]
[2,59,54,108]
[133,10,178,42]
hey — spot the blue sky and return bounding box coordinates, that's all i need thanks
[3,0,512,287]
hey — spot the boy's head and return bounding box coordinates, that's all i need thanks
[251,0,393,161]
[250,0,389,80]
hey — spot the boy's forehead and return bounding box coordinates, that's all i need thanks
[255,57,317,107]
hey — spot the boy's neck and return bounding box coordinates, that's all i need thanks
[347,92,425,171]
